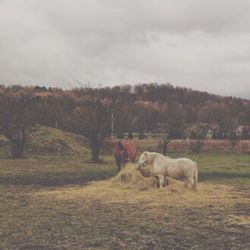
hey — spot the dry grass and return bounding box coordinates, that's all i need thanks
[112,163,159,190]
[26,125,90,157]
[0,154,250,249]
[32,177,249,249]
[134,138,250,154]
[226,215,250,228]
[111,163,190,193]
[35,178,236,208]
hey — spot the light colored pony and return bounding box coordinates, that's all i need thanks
[138,151,198,190]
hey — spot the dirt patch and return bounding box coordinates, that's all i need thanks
[226,215,250,228]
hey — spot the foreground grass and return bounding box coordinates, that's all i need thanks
[0,154,250,249]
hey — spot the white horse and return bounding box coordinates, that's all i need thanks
[138,151,198,190]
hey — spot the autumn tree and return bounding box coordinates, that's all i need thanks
[0,86,40,158]
[36,89,75,130]
[71,88,119,162]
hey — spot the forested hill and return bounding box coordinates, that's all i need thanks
[1,84,250,149]
[95,83,250,105]
[1,83,250,158]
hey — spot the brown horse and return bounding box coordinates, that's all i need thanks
[113,139,137,171]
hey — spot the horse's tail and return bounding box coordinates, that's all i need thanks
[193,162,198,191]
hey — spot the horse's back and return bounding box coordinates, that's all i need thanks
[157,156,196,176]
[178,157,195,165]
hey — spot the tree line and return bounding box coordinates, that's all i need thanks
[0,84,249,160]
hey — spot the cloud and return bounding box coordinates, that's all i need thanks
[0,0,250,98]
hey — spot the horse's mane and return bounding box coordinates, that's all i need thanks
[148,152,169,157]
[147,152,169,162]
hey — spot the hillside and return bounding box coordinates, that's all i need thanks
[0,126,90,158]
[27,126,90,157]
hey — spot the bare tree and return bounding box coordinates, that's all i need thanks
[72,89,119,162]
[0,87,39,158]
[157,123,172,156]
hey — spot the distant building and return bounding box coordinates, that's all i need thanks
[235,125,250,138]
[206,123,219,140]
[186,123,219,140]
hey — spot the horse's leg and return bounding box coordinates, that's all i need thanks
[115,157,121,172]
[184,178,189,187]
[164,177,169,187]
[117,163,121,172]
[159,175,165,188]
[189,177,194,189]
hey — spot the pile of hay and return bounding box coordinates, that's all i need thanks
[112,163,185,192]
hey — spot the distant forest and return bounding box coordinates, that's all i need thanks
[0,83,250,159]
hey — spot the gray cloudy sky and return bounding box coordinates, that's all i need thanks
[1,0,250,98]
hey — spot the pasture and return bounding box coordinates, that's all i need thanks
[0,153,250,249]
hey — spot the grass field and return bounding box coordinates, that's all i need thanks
[0,152,250,249]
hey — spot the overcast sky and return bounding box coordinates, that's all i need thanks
[1,0,250,98]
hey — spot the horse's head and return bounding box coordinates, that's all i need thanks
[117,141,129,163]
[138,151,149,167]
